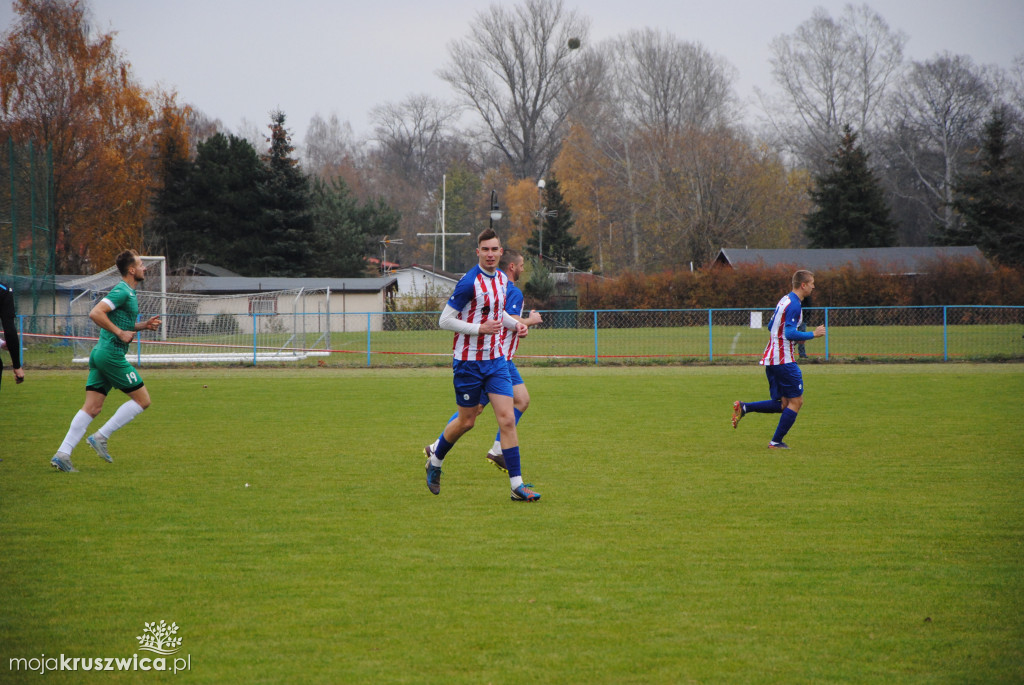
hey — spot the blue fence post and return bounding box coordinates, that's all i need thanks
[943,306,948,361]
[824,308,830,361]
[593,310,599,364]
[367,313,372,367]
[708,309,714,361]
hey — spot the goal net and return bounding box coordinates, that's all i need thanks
[64,260,339,363]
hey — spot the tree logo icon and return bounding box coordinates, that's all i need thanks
[136,620,183,655]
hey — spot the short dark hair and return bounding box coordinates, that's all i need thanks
[116,249,140,276]
[477,227,499,245]
[499,248,522,272]
[793,270,814,289]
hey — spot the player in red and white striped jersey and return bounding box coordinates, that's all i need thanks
[423,229,540,502]
[732,270,826,449]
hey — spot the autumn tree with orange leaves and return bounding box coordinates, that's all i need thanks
[0,0,156,273]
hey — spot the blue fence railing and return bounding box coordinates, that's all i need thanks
[11,305,1024,366]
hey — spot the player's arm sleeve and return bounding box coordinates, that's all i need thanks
[0,292,21,368]
[100,285,128,311]
[504,289,525,322]
[783,323,815,341]
[501,311,520,330]
[782,300,813,341]
[446,277,475,312]
[439,304,480,335]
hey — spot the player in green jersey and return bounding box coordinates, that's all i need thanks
[51,250,161,472]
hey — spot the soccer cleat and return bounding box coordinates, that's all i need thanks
[485,450,507,473]
[86,433,113,463]
[424,446,442,495]
[768,441,790,450]
[731,401,745,429]
[510,484,540,502]
[50,452,78,473]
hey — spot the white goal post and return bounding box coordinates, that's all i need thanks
[64,265,353,363]
[63,256,168,341]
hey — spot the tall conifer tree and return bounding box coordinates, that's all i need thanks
[254,111,314,276]
[526,176,592,271]
[804,124,895,248]
[949,109,1024,267]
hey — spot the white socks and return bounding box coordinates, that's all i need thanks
[97,400,145,438]
[59,410,93,455]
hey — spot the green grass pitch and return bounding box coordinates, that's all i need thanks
[2,364,1023,683]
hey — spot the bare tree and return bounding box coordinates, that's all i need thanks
[610,29,739,135]
[303,113,361,177]
[182,106,221,157]
[881,53,994,236]
[370,94,462,185]
[438,0,591,179]
[760,4,906,170]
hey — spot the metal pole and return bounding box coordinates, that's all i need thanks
[29,140,36,278]
[943,306,948,361]
[824,308,830,361]
[441,174,446,272]
[708,309,714,361]
[159,257,166,341]
[9,140,17,277]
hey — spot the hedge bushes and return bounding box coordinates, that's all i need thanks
[573,259,1024,309]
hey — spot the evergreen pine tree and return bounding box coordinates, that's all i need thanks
[804,124,896,248]
[152,132,266,272]
[949,108,1024,267]
[309,176,401,277]
[147,131,194,264]
[253,111,314,276]
[526,176,592,271]
[522,256,555,304]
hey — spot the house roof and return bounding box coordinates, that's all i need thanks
[180,276,397,294]
[183,263,242,277]
[54,274,397,294]
[400,264,460,283]
[715,247,989,274]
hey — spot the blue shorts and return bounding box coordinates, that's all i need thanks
[765,363,803,400]
[478,360,523,408]
[452,358,513,407]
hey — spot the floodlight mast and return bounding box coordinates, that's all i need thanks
[489,189,502,227]
[535,179,556,263]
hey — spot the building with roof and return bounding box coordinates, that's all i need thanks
[392,264,459,307]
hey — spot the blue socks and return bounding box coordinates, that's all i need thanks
[772,408,798,443]
[744,400,783,414]
[435,434,455,460]
[503,446,522,478]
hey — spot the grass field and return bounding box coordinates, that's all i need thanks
[2,365,1023,683]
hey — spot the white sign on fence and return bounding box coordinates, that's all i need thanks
[750,311,762,329]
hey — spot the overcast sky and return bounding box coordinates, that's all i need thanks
[2,0,1022,144]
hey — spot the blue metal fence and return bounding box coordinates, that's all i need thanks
[12,305,1024,367]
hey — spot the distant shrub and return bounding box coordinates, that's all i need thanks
[577,260,1024,309]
